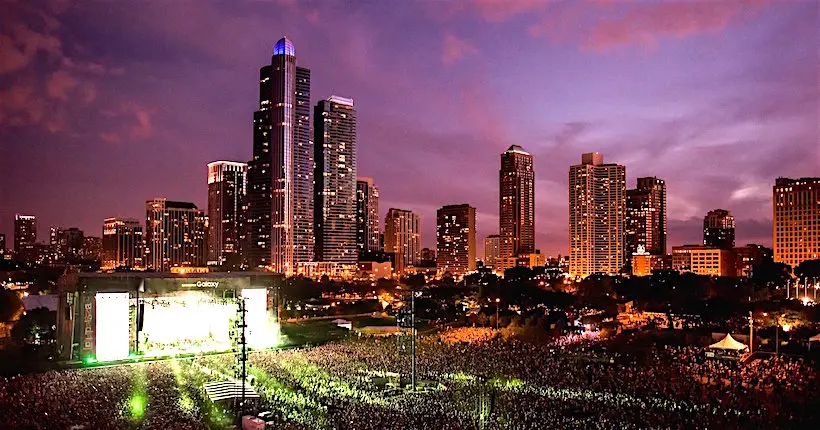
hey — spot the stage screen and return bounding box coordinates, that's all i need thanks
[140,291,235,356]
[95,292,130,361]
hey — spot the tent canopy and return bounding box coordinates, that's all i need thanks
[809,333,820,343]
[708,333,748,351]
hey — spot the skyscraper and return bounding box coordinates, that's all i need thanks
[703,209,735,249]
[436,204,476,275]
[483,234,500,268]
[14,214,36,259]
[102,217,144,269]
[625,177,667,257]
[49,227,84,261]
[0,233,5,256]
[569,153,626,278]
[773,177,820,268]
[247,37,312,274]
[145,198,208,271]
[314,96,358,264]
[356,177,380,256]
[384,208,421,274]
[207,161,248,265]
[499,145,535,259]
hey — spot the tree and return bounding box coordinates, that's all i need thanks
[795,259,820,280]
[11,307,56,346]
[0,288,24,322]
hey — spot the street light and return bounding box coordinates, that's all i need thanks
[495,298,500,330]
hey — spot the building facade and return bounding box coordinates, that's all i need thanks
[14,214,37,260]
[0,233,5,256]
[314,96,358,264]
[733,244,773,277]
[207,161,248,265]
[145,199,208,271]
[383,208,421,274]
[102,218,144,270]
[49,227,84,261]
[483,234,501,268]
[436,204,476,276]
[672,245,734,277]
[569,153,626,278]
[247,37,313,274]
[499,145,535,259]
[773,177,820,269]
[625,177,667,257]
[356,177,380,257]
[703,209,735,249]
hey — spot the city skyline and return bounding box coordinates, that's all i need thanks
[1,1,818,257]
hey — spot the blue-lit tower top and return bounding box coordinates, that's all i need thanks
[273,37,295,57]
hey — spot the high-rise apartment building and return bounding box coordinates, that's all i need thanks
[626,177,667,257]
[384,208,421,274]
[247,37,312,274]
[49,227,84,261]
[207,161,248,265]
[773,177,820,268]
[145,198,208,271]
[569,153,626,278]
[499,145,535,259]
[82,236,102,261]
[14,214,37,261]
[314,96,357,264]
[356,177,380,257]
[102,218,144,269]
[703,209,735,249]
[436,204,476,275]
[483,234,501,268]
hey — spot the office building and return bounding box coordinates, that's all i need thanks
[82,236,102,261]
[569,153,626,278]
[384,208,421,274]
[672,245,734,277]
[733,244,773,277]
[436,204,476,275]
[102,218,144,270]
[499,145,535,259]
[207,161,248,265]
[703,209,735,249]
[14,214,37,259]
[145,198,208,271]
[625,177,667,257]
[420,248,436,265]
[356,177,380,257]
[483,234,501,268]
[0,233,5,256]
[49,227,84,261]
[247,37,313,273]
[630,245,666,276]
[773,177,820,269]
[314,96,358,264]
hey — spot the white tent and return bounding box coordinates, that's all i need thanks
[809,333,820,343]
[708,333,748,351]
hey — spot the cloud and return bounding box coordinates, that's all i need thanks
[470,0,548,22]
[584,0,768,52]
[442,34,477,66]
[46,69,79,100]
[0,22,61,74]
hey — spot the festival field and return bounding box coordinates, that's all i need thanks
[1,330,817,429]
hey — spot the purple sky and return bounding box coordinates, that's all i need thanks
[0,0,818,257]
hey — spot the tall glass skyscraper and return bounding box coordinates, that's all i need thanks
[314,96,358,264]
[247,37,313,274]
[626,177,667,257]
[569,153,626,278]
[207,161,248,265]
[499,145,535,259]
[356,177,381,257]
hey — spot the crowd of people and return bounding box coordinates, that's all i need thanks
[0,329,817,429]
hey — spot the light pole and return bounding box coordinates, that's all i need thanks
[495,298,500,330]
[748,311,754,353]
